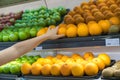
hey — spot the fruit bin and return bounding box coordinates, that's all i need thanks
[21,60,115,80]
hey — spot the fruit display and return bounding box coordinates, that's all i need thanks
[21,52,112,78]
[58,0,120,37]
[0,55,41,75]
[102,60,120,78]
[0,11,23,31]
[14,6,67,27]
[0,6,67,42]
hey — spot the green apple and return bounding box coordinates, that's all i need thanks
[3,64,10,74]
[38,20,46,27]
[10,64,21,74]
[52,15,61,22]
[30,27,37,37]
[0,34,3,42]
[9,33,18,42]
[18,31,28,40]
[50,19,56,25]
[0,66,4,73]
[3,34,9,42]
[57,6,67,15]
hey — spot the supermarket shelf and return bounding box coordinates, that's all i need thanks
[0,34,120,50]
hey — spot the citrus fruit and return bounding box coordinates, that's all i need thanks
[21,63,32,75]
[109,16,120,25]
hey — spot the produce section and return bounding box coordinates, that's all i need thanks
[0,0,120,80]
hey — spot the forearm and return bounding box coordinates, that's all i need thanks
[0,34,49,65]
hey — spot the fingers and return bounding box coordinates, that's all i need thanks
[57,34,65,38]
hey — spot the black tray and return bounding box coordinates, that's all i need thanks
[0,74,19,79]
[101,76,120,80]
[23,71,101,80]
[23,60,116,80]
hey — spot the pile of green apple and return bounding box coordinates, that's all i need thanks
[15,6,67,27]
[0,55,41,75]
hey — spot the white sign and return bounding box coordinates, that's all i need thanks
[105,38,120,46]
[35,46,43,50]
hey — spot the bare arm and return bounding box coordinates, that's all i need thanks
[0,26,64,65]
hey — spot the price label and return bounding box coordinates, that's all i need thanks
[105,38,120,46]
[35,46,43,50]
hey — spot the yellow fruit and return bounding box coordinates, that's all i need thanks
[92,58,105,70]
[37,28,48,36]
[84,62,99,76]
[45,55,54,60]
[77,23,89,37]
[42,59,53,66]
[66,24,77,37]
[60,63,72,76]
[41,64,51,76]
[56,54,64,59]
[66,24,76,28]
[88,22,102,36]
[98,20,111,34]
[61,55,70,62]
[58,27,67,35]
[81,60,88,68]
[109,17,120,25]
[37,58,45,65]
[59,23,67,28]
[50,64,61,76]
[98,53,111,66]
[49,25,56,29]
[21,63,32,75]
[83,52,94,60]
[71,63,84,77]
[31,62,42,75]
[87,21,97,26]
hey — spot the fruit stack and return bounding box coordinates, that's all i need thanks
[0,55,41,75]
[0,11,23,31]
[102,60,120,78]
[14,6,67,28]
[64,0,120,24]
[21,52,111,77]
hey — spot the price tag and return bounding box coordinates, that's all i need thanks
[105,38,120,46]
[35,46,43,50]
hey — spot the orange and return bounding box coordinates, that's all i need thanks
[66,24,77,37]
[80,60,88,68]
[21,63,32,75]
[49,25,56,29]
[59,23,67,28]
[56,54,64,59]
[84,62,99,76]
[50,64,61,76]
[41,59,53,66]
[37,27,48,36]
[41,64,51,76]
[109,16,120,25]
[83,52,94,60]
[98,20,111,34]
[98,53,111,66]
[31,62,42,75]
[88,22,102,36]
[45,55,54,60]
[92,58,105,70]
[37,58,45,65]
[61,55,70,62]
[77,23,89,37]
[57,26,67,35]
[60,63,72,76]
[71,63,84,77]
[87,21,97,26]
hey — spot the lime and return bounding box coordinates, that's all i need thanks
[0,34,3,42]
[52,15,61,22]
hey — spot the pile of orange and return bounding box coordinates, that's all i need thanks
[21,52,111,77]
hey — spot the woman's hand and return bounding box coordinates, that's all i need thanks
[44,26,65,40]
